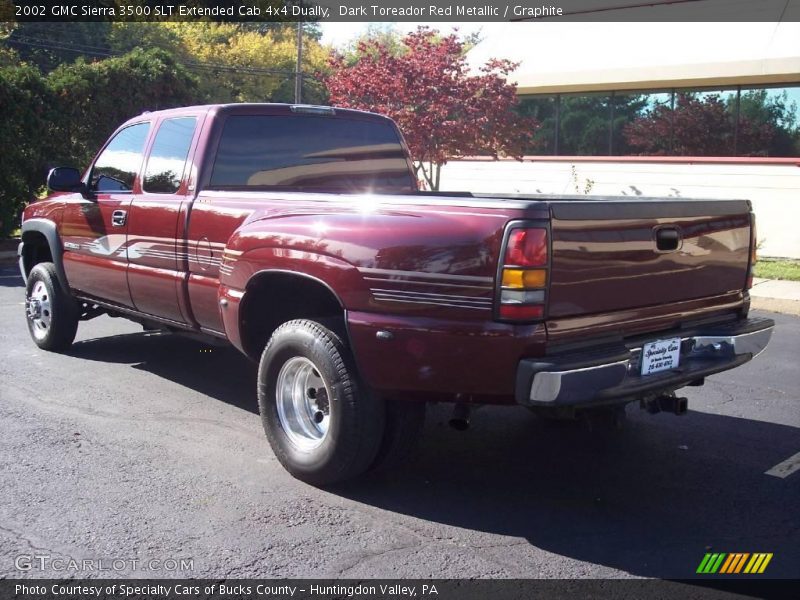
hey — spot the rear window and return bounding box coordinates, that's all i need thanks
[209,115,415,193]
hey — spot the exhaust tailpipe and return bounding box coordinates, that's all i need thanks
[449,404,471,431]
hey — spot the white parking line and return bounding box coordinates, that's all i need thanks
[765,451,800,479]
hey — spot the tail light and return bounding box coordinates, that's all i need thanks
[497,226,548,322]
[746,213,757,290]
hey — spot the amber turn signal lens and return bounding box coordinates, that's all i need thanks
[502,268,546,289]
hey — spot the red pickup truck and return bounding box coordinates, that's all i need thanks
[19,103,773,485]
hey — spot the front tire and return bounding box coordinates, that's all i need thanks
[257,319,384,486]
[25,263,79,352]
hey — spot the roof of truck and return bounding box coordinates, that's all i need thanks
[132,103,390,122]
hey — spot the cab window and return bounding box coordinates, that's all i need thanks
[91,122,150,192]
[209,115,415,193]
[143,117,197,194]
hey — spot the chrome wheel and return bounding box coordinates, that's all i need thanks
[276,356,331,451]
[26,280,52,340]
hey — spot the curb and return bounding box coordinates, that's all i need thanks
[0,250,18,265]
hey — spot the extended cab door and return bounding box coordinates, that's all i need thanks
[61,121,150,307]
[126,115,202,323]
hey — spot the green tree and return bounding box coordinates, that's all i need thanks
[5,23,112,72]
[0,48,199,237]
[48,47,199,167]
[107,22,328,104]
[0,64,56,236]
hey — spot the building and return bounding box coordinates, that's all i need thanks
[441,21,800,258]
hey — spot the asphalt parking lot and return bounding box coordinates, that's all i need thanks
[1,264,798,580]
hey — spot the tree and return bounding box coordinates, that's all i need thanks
[0,48,199,237]
[325,27,537,190]
[624,93,775,156]
[48,48,199,167]
[5,23,112,72]
[131,22,329,104]
[0,63,57,236]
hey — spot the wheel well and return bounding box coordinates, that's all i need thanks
[239,272,345,360]
[20,231,53,278]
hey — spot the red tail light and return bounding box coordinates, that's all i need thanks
[499,304,544,320]
[504,228,548,267]
[497,226,548,322]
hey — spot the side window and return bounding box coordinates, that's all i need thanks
[143,117,197,194]
[91,122,150,192]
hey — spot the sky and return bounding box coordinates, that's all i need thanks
[319,22,484,47]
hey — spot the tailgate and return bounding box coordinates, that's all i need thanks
[546,199,752,318]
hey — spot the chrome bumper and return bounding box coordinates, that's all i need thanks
[516,317,774,406]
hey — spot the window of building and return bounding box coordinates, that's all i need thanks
[738,86,800,157]
[559,93,612,155]
[517,95,557,154]
[143,117,197,194]
[612,91,671,155]
[91,122,150,192]
[517,83,800,158]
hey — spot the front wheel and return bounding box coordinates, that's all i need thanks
[25,263,79,352]
[257,319,384,486]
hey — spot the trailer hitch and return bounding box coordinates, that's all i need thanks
[641,393,688,416]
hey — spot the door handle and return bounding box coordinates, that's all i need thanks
[111,210,127,227]
[655,227,681,251]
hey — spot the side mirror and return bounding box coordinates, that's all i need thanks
[47,167,86,195]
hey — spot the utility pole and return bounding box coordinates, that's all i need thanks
[294,21,303,104]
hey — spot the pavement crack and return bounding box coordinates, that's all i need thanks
[335,542,422,576]
[0,523,56,555]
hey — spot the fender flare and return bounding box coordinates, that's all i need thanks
[20,218,70,294]
[242,268,346,308]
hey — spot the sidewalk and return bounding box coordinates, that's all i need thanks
[750,278,800,316]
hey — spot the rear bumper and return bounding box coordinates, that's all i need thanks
[516,317,774,406]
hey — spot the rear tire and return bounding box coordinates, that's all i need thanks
[25,263,78,352]
[257,319,384,486]
[369,400,426,473]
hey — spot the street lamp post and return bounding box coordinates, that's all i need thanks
[295,21,303,104]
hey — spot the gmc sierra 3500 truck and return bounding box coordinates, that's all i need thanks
[19,103,774,485]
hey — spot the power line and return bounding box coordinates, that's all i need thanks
[6,34,324,81]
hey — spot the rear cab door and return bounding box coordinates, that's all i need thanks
[126,112,205,323]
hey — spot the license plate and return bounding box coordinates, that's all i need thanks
[641,337,681,376]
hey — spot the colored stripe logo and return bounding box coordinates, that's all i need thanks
[697,552,773,574]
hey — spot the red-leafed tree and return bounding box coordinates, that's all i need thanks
[325,27,538,190]
[623,93,775,156]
